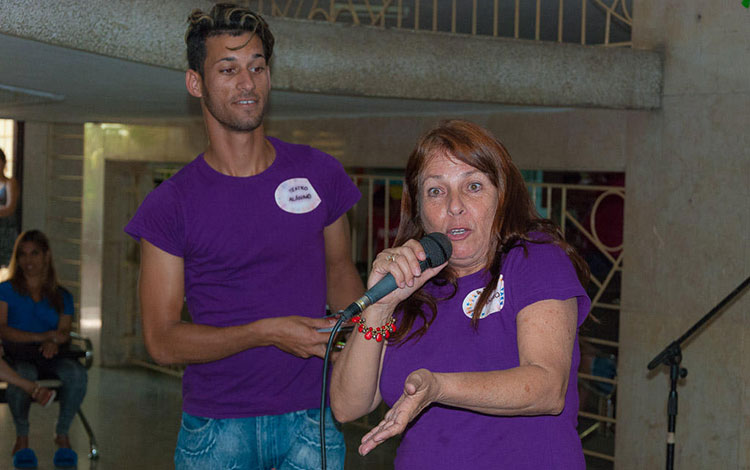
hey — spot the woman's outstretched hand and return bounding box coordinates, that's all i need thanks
[358,368,440,456]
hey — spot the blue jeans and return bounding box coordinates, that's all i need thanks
[6,357,88,436]
[175,408,345,470]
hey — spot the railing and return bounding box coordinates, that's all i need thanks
[531,180,622,464]
[237,0,632,46]
[350,172,623,465]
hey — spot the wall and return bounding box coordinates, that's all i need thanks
[616,1,750,468]
[267,108,630,172]
[21,122,50,231]
[22,122,84,309]
[83,122,207,365]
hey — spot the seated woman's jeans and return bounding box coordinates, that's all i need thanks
[175,407,346,470]
[6,357,88,436]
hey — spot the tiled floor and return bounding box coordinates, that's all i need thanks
[0,365,612,469]
[0,366,182,469]
[0,365,398,470]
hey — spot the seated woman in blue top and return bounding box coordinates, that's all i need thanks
[0,230,87,468]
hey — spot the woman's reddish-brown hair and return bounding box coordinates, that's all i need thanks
[390,119,589,343]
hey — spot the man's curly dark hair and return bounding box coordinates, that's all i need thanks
[185,3,275,76]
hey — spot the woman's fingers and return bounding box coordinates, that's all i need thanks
[371,240,427,289]
[399,239,427,278]
[38,341,59,359]
[373,251,409,288]
[359,385,423,456]
[359,411,406,456]
[365,239,449,310]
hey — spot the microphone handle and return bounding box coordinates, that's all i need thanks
[340,259,429,321]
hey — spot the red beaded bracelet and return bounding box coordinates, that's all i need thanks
[350,315,396,342]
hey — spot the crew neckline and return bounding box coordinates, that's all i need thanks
[197,137,281,181]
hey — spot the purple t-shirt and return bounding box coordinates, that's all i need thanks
[124,137,360,418]
[380,239,590,469]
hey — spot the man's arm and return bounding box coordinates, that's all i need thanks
[139,239,339,365]
[324,215,365,313]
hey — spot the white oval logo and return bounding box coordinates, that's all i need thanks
[274,178,321,214]
[462,275,505,319]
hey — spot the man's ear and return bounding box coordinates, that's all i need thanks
[185,69,204,98]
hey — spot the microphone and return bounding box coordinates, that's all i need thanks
[339,232,452,321]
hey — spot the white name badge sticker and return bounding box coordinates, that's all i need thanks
[275,178,321,214]
[462,275,505,319]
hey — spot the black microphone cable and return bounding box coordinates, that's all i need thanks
[320,315,348,470]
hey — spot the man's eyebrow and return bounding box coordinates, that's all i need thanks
[214,53,264,64]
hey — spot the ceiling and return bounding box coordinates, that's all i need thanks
[0,0,631,125]
[0,33,537,125]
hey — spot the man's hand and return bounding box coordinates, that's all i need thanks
[358,368,440,456]
[264,316,341,360]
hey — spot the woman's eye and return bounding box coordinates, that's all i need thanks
[427,187,441,197]
[468,182,482,192]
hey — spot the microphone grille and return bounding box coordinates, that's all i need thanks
[421,232,453,267]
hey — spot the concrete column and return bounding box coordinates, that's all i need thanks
[616,1,750,468]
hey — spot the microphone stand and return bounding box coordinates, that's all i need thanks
[647,276,750,470]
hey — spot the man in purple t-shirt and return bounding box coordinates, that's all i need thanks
[124,5,363,469]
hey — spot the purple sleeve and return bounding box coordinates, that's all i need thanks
[123,181,185,258]
[320,154,361,226]
[507,241,590,326]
